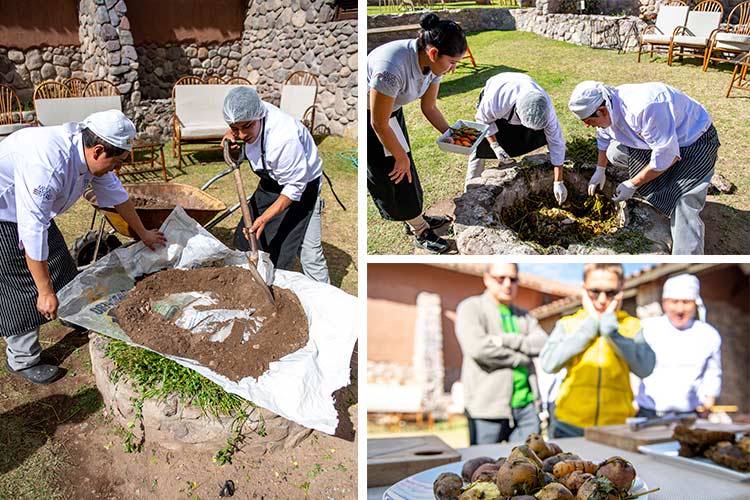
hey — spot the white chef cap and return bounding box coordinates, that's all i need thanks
[81,109,136,151]
[662,274,706,322]
[516,90,548,130]
[223,86,266,124]
[568,81,614,120]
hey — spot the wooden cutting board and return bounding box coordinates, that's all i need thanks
[585,420,750,452]
[367,435,461,487]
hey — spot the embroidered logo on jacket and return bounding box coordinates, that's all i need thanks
[32,185,53,201]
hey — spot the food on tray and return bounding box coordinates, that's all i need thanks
[432,433,656,499]
[442,125,482,147]
[673,425,750,472]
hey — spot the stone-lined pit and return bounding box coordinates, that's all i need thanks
[454,155,672,255]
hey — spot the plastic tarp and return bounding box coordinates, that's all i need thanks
[57,206,357,434]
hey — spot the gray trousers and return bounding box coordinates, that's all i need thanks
[606,142,710,255]
[465,151,486,190]
[466,402,541,445]
[3,327,42,370]
[299,195,330,284]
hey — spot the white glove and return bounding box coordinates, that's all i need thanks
[588,166,607,195]
[553,181,568,205]
[612,180,637,202]
[490,142,511,162]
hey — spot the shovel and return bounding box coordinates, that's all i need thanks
[222,140,275,307]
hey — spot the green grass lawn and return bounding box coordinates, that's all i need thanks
[56,136,358,295]
[367,30,750,255]
[367,1,519,16]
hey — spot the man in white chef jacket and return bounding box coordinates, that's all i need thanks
[0,109,165,384]
[467,72,568,205]
[568,81,720,255]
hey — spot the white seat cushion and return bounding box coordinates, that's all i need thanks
[643,34,672,44]
[279,84,316,122]
[672,35,708,47]
[0,122,31,136]
[180,124,229,139]
[654,5,689,36]
[715,32,750,51]
[35,96,121,126]
[174,85,251,135]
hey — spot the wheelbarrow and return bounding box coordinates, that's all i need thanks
[74,182,228,268]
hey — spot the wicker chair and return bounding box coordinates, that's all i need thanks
[637,1,690,63]
[0,84,23,125]
[225,76,251,85]
[281,70,319,133]
[703,0,750,71]
[726,51,750,96]
[83,79,120,97]
[667,0,725,66]
[33,81,71,100]
[205,75,225,84]
[63,77,87,97]
[174,75,204,86]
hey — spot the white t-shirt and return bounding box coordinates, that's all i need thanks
[243,103,322,202]
[0,123,128,261]
[636,315,722,413]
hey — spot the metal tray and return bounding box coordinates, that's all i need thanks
[638,438,750,482]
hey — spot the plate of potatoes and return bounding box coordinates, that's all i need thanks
[383,433,654,500]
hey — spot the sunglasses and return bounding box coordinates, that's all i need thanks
[586,288,621,299]
[488,275,519,284]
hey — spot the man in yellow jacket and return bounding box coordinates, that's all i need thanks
[540,264,655,438]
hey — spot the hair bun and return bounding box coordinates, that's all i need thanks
[419,12,440,30]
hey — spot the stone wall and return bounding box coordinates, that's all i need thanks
[136,41,243,99]
[0,46,83,103]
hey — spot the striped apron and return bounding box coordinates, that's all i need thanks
[627,125,720,216]
[366,107,423,221]
[0,220,78,337]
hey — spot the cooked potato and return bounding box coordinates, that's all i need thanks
[575,477,620,500]
[560,471,594,495]
[596,456,636,491]
[508,444,544,469]
[534,482,575,500]
[462,457,496,482]
[472,462,502,483]
[433,472,463,500]
[459,481,503,500]
[547,442,563,456]
[496,457,542,497]
[552,460,597,478]
[542,452,581,473]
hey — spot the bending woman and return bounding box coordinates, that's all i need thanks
[367,13,467,254]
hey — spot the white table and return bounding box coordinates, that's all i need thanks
[367,437,750,500]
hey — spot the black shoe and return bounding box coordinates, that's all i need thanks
[5,359,61,384]
[413,228,449,254]
[403,214,453,235]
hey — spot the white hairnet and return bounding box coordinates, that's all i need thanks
[223,86,266,124]
[516,90,548,130]
[81,109,136,151]
[568,81,614,120]
[662,274,706,322]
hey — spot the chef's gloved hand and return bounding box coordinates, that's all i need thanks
[553,181,568,205]
[490,142,511,162]
[588,166,607,196]
[612,180,637,203]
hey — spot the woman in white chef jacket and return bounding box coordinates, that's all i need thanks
[568,81,720,255]
[467,72,568,204]
[367,13,467,254]
[0,110,165,384]
[221,86,328,282]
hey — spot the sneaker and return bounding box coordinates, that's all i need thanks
[403,214,453,235]
[413,228,449,254]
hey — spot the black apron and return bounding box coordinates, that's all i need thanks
[626,124,719,216]
[366,107,423,221]
[233,118,320,271]
[0,220,78,337]
[473,102,548,160]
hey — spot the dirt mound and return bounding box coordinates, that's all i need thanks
[113,267,309,381]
